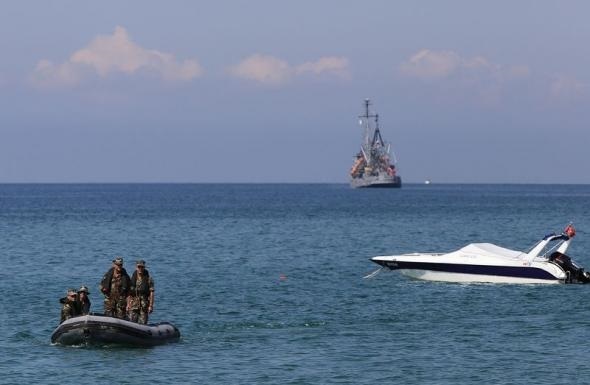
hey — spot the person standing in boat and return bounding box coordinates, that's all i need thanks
[59,288,79,323]
[76,285,91,315]
[127,259,155,324]
[99,257,131,319]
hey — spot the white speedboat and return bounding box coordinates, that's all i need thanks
[371,225,590,284]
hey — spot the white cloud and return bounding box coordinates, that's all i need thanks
[400,50,590,105]
[295,57,350,79]
[30,26,203,87]
[397,49,536,105]
[507,65,530,79]
[229,54,292,85]
[32,59,82,87]
[551,74,585,100]
[399,49,529,82]
[229,54,350,85]
[399,50,462,79]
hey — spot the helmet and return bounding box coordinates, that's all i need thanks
[78,285,90,294]
[112,257,124,266]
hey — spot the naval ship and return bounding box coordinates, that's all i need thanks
[349,99,402,188]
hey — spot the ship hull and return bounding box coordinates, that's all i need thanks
[350,175,402,188]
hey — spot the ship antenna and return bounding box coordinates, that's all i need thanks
[373,113,385,146]
[359,98,377,121]
[359,99,377,147]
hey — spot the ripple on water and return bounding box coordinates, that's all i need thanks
[2,184,590,384]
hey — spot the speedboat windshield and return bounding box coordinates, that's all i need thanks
[459,243,523,259]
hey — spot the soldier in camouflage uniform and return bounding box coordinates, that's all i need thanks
[60,288,79,323]
[127,259,155,324]
[76,285,91,315]
[99,257,131,319]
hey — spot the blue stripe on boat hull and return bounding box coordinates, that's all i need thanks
[375,260,560,281]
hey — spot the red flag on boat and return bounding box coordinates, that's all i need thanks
[564,224,576,238]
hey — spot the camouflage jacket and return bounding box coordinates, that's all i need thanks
[130,270,155,297]
[99,267,130,297]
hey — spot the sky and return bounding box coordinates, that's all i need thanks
[1,1,589,183]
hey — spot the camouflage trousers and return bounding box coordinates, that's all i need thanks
[104,296,127,319]
[128,295,150,324]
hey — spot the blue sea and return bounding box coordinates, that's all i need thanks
[1,184,590,384]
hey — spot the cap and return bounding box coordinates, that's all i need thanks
[66,288,77,296]
[136,259,146,267]
[112,257,124,266]
[78,285,90,294]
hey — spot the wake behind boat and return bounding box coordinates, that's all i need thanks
[51,314,180,347]
[350,99,402,188]
[370,224,590,284]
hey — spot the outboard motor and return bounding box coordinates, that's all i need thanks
[549,252,590,284]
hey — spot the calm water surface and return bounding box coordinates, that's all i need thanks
[1,184,589,384]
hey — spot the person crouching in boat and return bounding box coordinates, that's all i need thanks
[76,285,91,315]
[127,259,155,324]
[59,288,79,323]
[99,257,131,319]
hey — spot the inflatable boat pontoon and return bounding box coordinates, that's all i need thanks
[51,314,180,347]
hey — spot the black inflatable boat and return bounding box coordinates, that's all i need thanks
[51,314,180,347]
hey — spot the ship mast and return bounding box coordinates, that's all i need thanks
[359,99,378,164]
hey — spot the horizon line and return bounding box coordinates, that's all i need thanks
[0,181,589,185]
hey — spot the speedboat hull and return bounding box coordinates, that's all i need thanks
[372,258,564,284]
[51,314,180,347]
[401,270,561,284]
